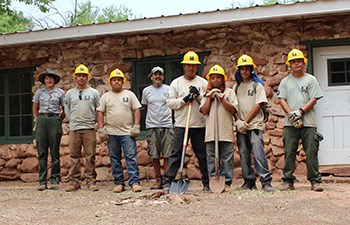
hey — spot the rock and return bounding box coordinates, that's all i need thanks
[26,145,38,157]
[0,146,15,160]
[20,157,39,173]
[20,173,38,182]
[275,157,285,170]
[101,156,110,166]
[139,166,147,180]
[96,167,113,181]
[186,164,202,180]
[5,158,22,168]
[137,150,152,166]
[0,168,21,180]
[0,158,6,167]
[271,146,285,157]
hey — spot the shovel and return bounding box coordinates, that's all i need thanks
[209,97,225,193]
[170,101,192,195]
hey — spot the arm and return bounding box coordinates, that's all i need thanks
[142,104,148,114]
[33,103,39,119]
[60,106,66,121]
[219,96,236,114]
[133,108,141,125]
[166,82,186,110]
[301,98,318,114]
[97,111,105,129]
[279,98,292,114]
[200,97,211,115]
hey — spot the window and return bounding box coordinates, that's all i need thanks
[328,58,350,86]
[128,52,209,139]
[0,68,34,144]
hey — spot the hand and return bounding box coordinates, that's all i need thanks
[131,124,140,138]
[235,120,248,134]
[97,127,109,142]
[189,86,200,98]
[205,88,221,98]
[33,117,37,132]
[183,93,195,103]
[293,118,303,129]
[288,110,302,122]
[213,92,225,100]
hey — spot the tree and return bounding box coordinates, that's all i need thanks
[0,0,55,13]
[264,0,313,4]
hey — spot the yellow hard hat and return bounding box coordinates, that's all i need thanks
[181,51,201,64]
[73,64,91,79]
[286,49,308,65]
[108,69,126,84]
[236,54,257,69]
[206,65,228,81]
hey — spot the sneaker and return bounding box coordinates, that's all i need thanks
[311,183,324,192]
[87,183,99,192]
[65,182,81,192]
[203,185,210,192]
[280,182,295,191]
[262,184,274,192]
[151,177,162,189]
[131,183,142,192]
[113,184,125,193]
[49,183,59,190]
[162,182,171,193]
[237,182,257,190]
[37,184,47,191]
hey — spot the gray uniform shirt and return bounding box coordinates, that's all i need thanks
[33,86,64,114]
[64,87,100,131]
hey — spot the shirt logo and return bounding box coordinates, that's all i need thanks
[301,86,308,93]
[123,97,129,102]
[248,89,254,96]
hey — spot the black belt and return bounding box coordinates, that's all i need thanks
[39,113,59,117]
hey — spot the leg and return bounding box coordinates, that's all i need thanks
[206,141,215,178]
[107,135,125,185]
[219,142,234,186]
[68,131,82,183]
[48,116,62,184]
[36,116,49,185]
[282,127,300,184]
[237,132,256,184]
[161,128,174,174]
[190,128,209,187]
[81,129,97,184]
[121,135,140,186]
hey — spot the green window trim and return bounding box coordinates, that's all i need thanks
[327,58,350,86]
[126,52,210,140]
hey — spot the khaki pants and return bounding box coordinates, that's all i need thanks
[68,129,97,183]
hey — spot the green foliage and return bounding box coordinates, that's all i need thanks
[263,0,313,4]
[0,10,33,33]
[97,5,135,23]
[0,0,55,13]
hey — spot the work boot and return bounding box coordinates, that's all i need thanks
[131,183,142,192]
[224,184,231,192]
[237,182,257,190]
[49,183,59,190]
[280,182,295,191]
[113,184,125,193]
[162,182,171,193]
[65,182,81,192]
[87,182,99,191]
[37,184,47,191]
[151,177,163,189]
[203,185,210,192]
[262,183,274,192]
[311,183,324,192]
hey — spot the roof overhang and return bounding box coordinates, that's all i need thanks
[1,0,350,47]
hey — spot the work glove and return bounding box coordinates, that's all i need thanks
[33,117,37,132]
[205,88,221,98]
[293,118,304,129]
[189,85,200,98]
[235,120,248,134]
[97,127,109,142]
[288,110,303,122]
[131,124,140,138]
[183,93,195,103]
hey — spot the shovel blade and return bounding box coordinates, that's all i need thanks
[170,179,190,195]
[209,176,226,194]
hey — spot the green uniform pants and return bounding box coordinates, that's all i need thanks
[35,115,62,185]
[282,126,322,184]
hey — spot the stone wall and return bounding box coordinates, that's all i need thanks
[1,14,350,183]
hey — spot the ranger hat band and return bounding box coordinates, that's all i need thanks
[148,66,164,78]
[39,69,60,84]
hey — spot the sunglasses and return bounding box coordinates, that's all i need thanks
[79,91,83,100]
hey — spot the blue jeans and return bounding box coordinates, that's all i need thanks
[237,129,272,185]
[206,141,234,185]
[107,135,140,186]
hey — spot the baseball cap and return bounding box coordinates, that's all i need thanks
[148,66,164,78]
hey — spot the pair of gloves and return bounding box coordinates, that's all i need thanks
[97,124,141,142]
[288,110,304,129]
[183,86,200,103]
[205,88,225,100]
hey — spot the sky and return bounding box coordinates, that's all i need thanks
[11,0,266,22]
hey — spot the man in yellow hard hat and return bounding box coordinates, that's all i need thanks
[64,64,100,192]
[162,51,209,192]
[234,54,274,192]
[278,49,324,192]
[97,68,142,193]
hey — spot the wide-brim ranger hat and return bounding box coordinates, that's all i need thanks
[148,66,164,78]
[39,69,61,84]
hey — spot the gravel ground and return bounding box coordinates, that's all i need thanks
[1,180,350,225]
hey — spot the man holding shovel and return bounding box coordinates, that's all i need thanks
[200,65,237,193]
[162,51,209,193]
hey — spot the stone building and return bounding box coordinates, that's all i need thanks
[1,0,350,183]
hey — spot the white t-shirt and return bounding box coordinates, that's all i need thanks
[97,90,141,135]
[141,84,172,129]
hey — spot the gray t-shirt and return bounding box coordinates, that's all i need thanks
[33,86,64,114]
[141,84,173,129]
[277,73,323,127]
[64,87,100,131]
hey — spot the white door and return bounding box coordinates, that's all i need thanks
[313,46,350,165]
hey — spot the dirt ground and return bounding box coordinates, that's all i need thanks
[1,179,350,225]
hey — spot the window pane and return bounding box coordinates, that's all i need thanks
[10,117,20,136]
[169,60,183,82]
[0,96,4,115]
[331,73,345,83]
[0,117,4,137]
[21,94,32,114]
[22,116,32,136]
[0,75,4,94]
[9,95,20,115]
[20,72,32,93]
[330,61,345,72]
[9,74,20,94]
[347,61,350,72]
[137,62,152,84]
